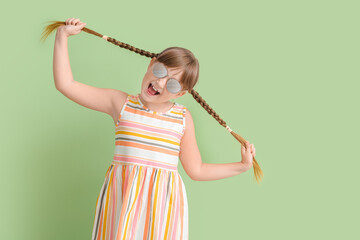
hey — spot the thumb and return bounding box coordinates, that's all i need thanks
[78,23,86,28]
[241,144,245,155]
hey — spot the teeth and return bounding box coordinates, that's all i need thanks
[152,84,159,93]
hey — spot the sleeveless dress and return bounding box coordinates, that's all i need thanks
[92,93,189,240]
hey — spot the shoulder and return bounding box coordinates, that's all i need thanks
[110,89,128,106]
[182,107,194,135]
[110,89,129,123]
[183,106,192,119]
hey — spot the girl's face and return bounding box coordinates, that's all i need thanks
[140,57,187,104]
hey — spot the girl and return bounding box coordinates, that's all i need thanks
[43,17,262,240]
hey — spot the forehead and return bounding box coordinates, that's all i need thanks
[168,67,183,78]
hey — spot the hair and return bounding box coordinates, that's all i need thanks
[40,20,264,183]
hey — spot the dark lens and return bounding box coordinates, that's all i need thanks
[152,62,167,78]
[167,79,182,94]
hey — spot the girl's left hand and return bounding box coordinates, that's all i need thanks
[241,140,255,169]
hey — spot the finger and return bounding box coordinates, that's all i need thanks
[78,22,86,29]
[69,17,76,25]
[251,145,255,157]
[66,18,74,25]
[243,142,247,151]
[246,141,250,151]
[241,144,245,154]
[73,18,81,25]
[72,18,79,25]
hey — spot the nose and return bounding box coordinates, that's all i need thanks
[156,77,167,90]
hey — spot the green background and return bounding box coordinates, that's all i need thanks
[1,0,359,239]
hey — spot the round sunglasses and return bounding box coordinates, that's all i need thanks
[152,62,183,94]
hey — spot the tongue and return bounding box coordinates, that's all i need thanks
[148,84,157,95]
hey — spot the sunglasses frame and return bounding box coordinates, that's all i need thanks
[152,62,184,94]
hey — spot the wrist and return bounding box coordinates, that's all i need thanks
[56,28,69,39]
[239,162,252,172]
[236,162,248,174]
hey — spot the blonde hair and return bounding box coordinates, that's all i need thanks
[41,21,264,183]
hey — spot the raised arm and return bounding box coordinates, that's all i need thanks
[53,21,127,123]
[179,109,251,181]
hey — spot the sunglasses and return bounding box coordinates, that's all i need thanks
[152,62,184,94]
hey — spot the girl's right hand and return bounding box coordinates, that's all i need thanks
[241,140,255,170]
[59,18,87,37]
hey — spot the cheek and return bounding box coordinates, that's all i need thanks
[143,74,153,84]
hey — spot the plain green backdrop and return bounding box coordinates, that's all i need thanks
[1,0,359,239]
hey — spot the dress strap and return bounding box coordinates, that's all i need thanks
[182,106,187,135]
[115,93,130,126]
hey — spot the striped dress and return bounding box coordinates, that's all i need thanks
[92,93,189,240]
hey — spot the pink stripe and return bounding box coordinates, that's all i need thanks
[124,166,129,195]
[130,169,148,240]
[159,172,167,239]
[155,172,164,239]
[113,157,177,171]
[118,121,182,140]
[110,165,118,239]
[171,179,180,240]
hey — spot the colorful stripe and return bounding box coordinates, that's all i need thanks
[92,93,189,239]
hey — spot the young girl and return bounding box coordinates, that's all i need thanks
[46,17,261,240]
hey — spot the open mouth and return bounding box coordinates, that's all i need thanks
[147,83,160,95]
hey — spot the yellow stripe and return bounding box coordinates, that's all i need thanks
[117,119,183,135]
[117,131,180,146]
[151,169,161,239]
[102,168,114,239]
[164,172,174,238]
[117,126,180,143]
[113,154,177,168]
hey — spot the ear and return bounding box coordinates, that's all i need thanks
[151,57,157,64]
[176,90,187,98]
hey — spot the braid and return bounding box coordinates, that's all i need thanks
[189,89,263,183]
[41,20,263,183]
[106,37,158,58]
[189,89,227,127]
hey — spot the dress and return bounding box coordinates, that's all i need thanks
[92,93,189,240]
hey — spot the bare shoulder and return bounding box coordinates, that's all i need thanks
[185,107,192,117]
[184,107,194,134]
[179,107,203,180]
[109,89,128,125]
